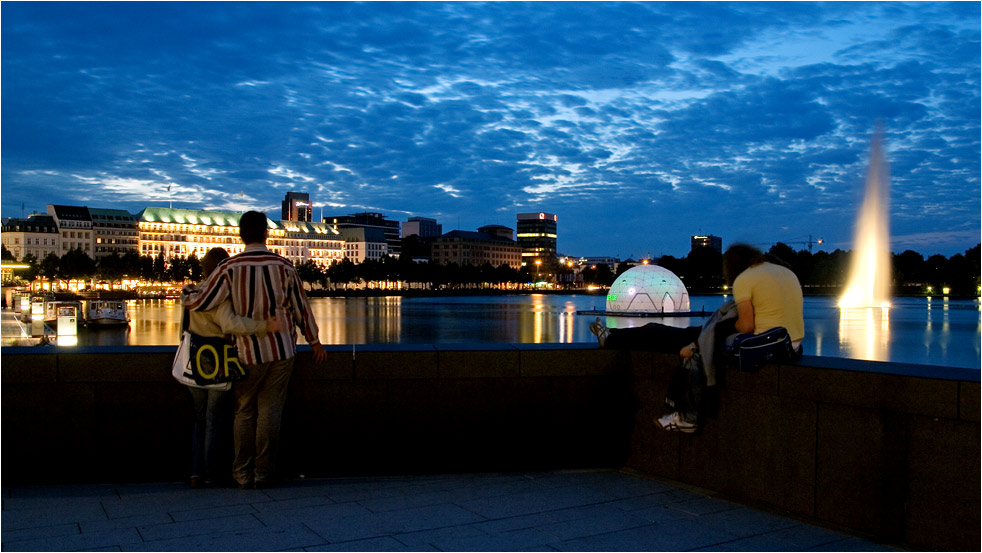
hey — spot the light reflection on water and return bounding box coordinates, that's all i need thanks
[838,307,890,362]
[11,294,980,369]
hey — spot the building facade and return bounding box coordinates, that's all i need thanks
[339,227,389,264]
[1,215,60,261]
[47,205,93,256]
[516,212,558,266]
[431,229,523,269]
[282,192,312,222]
[89,208,140,258]
[326,212,401,258]
[402,216,442,239]
[280,220,347,268]
[137,207,344,268]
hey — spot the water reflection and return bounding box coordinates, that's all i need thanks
[307,296,402,345]
[4,295,979,368]
[839,307,890,362]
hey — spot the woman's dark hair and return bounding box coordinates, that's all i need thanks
[722,243,764,285]
[200,247,230,278]
[238,211,268,245]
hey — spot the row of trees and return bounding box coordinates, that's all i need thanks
[653,243,980,296]
[3,243,980,296]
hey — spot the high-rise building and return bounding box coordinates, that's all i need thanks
[282,192,312,222]
[516,212,558,265]
[691,234,722,253]
[402,217,442,239]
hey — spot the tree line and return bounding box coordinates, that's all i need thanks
[3,242,980,296]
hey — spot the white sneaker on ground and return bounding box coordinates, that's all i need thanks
[655,412,697,433]
[589,317,611,348]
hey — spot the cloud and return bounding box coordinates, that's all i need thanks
[1,2,978,257]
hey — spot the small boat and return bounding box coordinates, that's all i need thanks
[86,300,130,328]
[44,300,83,324]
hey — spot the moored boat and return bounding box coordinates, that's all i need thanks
[44,300,83,324]
[86,300,130,328]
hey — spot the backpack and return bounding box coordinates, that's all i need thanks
[725,327,796,372]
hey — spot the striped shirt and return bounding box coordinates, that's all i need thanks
[181,245,321,365]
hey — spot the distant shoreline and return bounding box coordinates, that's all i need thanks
[6,286,978,302]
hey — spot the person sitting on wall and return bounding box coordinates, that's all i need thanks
[590,243,804,433]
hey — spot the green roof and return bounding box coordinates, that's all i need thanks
[137,207,244,227]
[135,207,340,234]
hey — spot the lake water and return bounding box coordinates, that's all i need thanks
[10,294,981,369]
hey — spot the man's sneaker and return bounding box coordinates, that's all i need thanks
[655,412,697,433]
[589,317,611,348]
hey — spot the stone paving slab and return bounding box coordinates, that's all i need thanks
[2,470,899,551]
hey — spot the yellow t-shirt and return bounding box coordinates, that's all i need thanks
[732,262,804,342]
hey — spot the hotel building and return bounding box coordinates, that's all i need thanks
[137,207,345,268]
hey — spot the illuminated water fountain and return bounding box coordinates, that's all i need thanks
[838,129,892,361]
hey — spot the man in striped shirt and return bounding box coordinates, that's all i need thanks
[182,210,327,489]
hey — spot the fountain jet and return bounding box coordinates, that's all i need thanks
[839,128,892,308]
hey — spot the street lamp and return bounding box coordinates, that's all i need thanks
[535,259,542,283]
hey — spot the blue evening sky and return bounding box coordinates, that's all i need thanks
[2,1,979,258]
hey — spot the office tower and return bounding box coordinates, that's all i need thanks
[282,192,312,222]
[691,234,722,253]
[516,212,558,265]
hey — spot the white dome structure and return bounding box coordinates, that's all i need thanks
[606,265,690,313]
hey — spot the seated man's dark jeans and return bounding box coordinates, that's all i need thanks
[604,322,701,353]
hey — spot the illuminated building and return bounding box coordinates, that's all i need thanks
[339,227,388,263]
[1,215,60,261]
[516,212,558,265]
[691,234,722,253]
[47,205,92,255]
[89,208,140,258]
[282,192,312,222]
[137,207,344,268]
[280,219,347,268]
[431,228,522,269]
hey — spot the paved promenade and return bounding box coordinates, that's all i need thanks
[2,469,897,551]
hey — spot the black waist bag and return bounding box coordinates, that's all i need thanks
[726,327,794,372]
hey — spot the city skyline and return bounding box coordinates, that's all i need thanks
[2,2,979,259]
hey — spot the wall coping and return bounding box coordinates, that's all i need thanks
[2,344,978,382]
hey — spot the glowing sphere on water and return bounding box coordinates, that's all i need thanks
[606,265,690,313]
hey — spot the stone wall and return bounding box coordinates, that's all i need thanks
[621,349,980,551]
[0,344,632,483]
[1,344,978,550]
